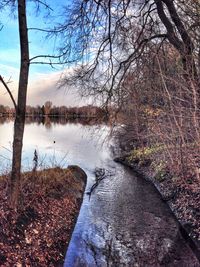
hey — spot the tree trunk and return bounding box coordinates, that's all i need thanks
[10,0,29,209]
[155,0,199,96]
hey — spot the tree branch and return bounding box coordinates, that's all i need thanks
[0,75,17,110]
[34,0,53,11]
[29,54,62,62]
[155,0,184,52]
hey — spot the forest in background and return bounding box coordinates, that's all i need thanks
[0,102,106,118]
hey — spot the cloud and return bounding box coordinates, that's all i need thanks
[0,63,19,80]
[27,69,87,107]
[0,65,89,107]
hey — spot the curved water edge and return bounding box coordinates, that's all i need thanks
[0,120,199,266]
[64,161,199,266]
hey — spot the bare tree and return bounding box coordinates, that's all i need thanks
[0,0,56,208]
[1,0,200,207]
[55,0,200,106]
[9,0,30,208]
[54,0,200,180]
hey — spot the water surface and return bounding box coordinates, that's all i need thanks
[0,118,111,173]
[0,118,198,266]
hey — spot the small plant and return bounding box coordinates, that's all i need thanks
[143,106,163,117]
[128,145,162,166]
[154,169,168,182]
[152,161,171,182]
[33,149,38,172]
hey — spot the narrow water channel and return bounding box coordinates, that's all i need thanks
[0,118,198,266]
[65,162,199,266]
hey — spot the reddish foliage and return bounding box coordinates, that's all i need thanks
[0,169,84,266]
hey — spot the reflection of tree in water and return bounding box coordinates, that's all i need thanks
[87,168,114,199]
[0,116,109,127]
[80,223,133,267]
[44,117,52,130]
[0,117,13,124]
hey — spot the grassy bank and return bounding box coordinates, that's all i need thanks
[0,166,86,266]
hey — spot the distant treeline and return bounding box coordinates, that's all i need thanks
[0,101,107,118]
[0,115,108,127]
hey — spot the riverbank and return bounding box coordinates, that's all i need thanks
[0,166,86,266]
[115,152,200,261]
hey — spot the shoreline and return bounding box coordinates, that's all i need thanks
[114,156,200,262]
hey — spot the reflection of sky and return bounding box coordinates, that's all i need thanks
[0,121,112,174]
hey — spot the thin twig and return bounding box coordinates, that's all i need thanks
[0,75,17,110]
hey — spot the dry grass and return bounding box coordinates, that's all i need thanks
[0,166,86,266]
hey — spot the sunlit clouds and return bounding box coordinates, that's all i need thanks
[0,66,87,107]
[27,70,86,107]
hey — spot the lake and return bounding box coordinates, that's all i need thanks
[0,118,198,266]
[0,118,112,174]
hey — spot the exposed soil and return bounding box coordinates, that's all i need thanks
[0,166,86,266]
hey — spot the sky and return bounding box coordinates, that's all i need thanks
[0,0,86,107]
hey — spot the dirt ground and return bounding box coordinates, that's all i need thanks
[0,166,86,266]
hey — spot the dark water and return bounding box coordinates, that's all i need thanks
[65,164,199,266]
[0,118,198,266]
